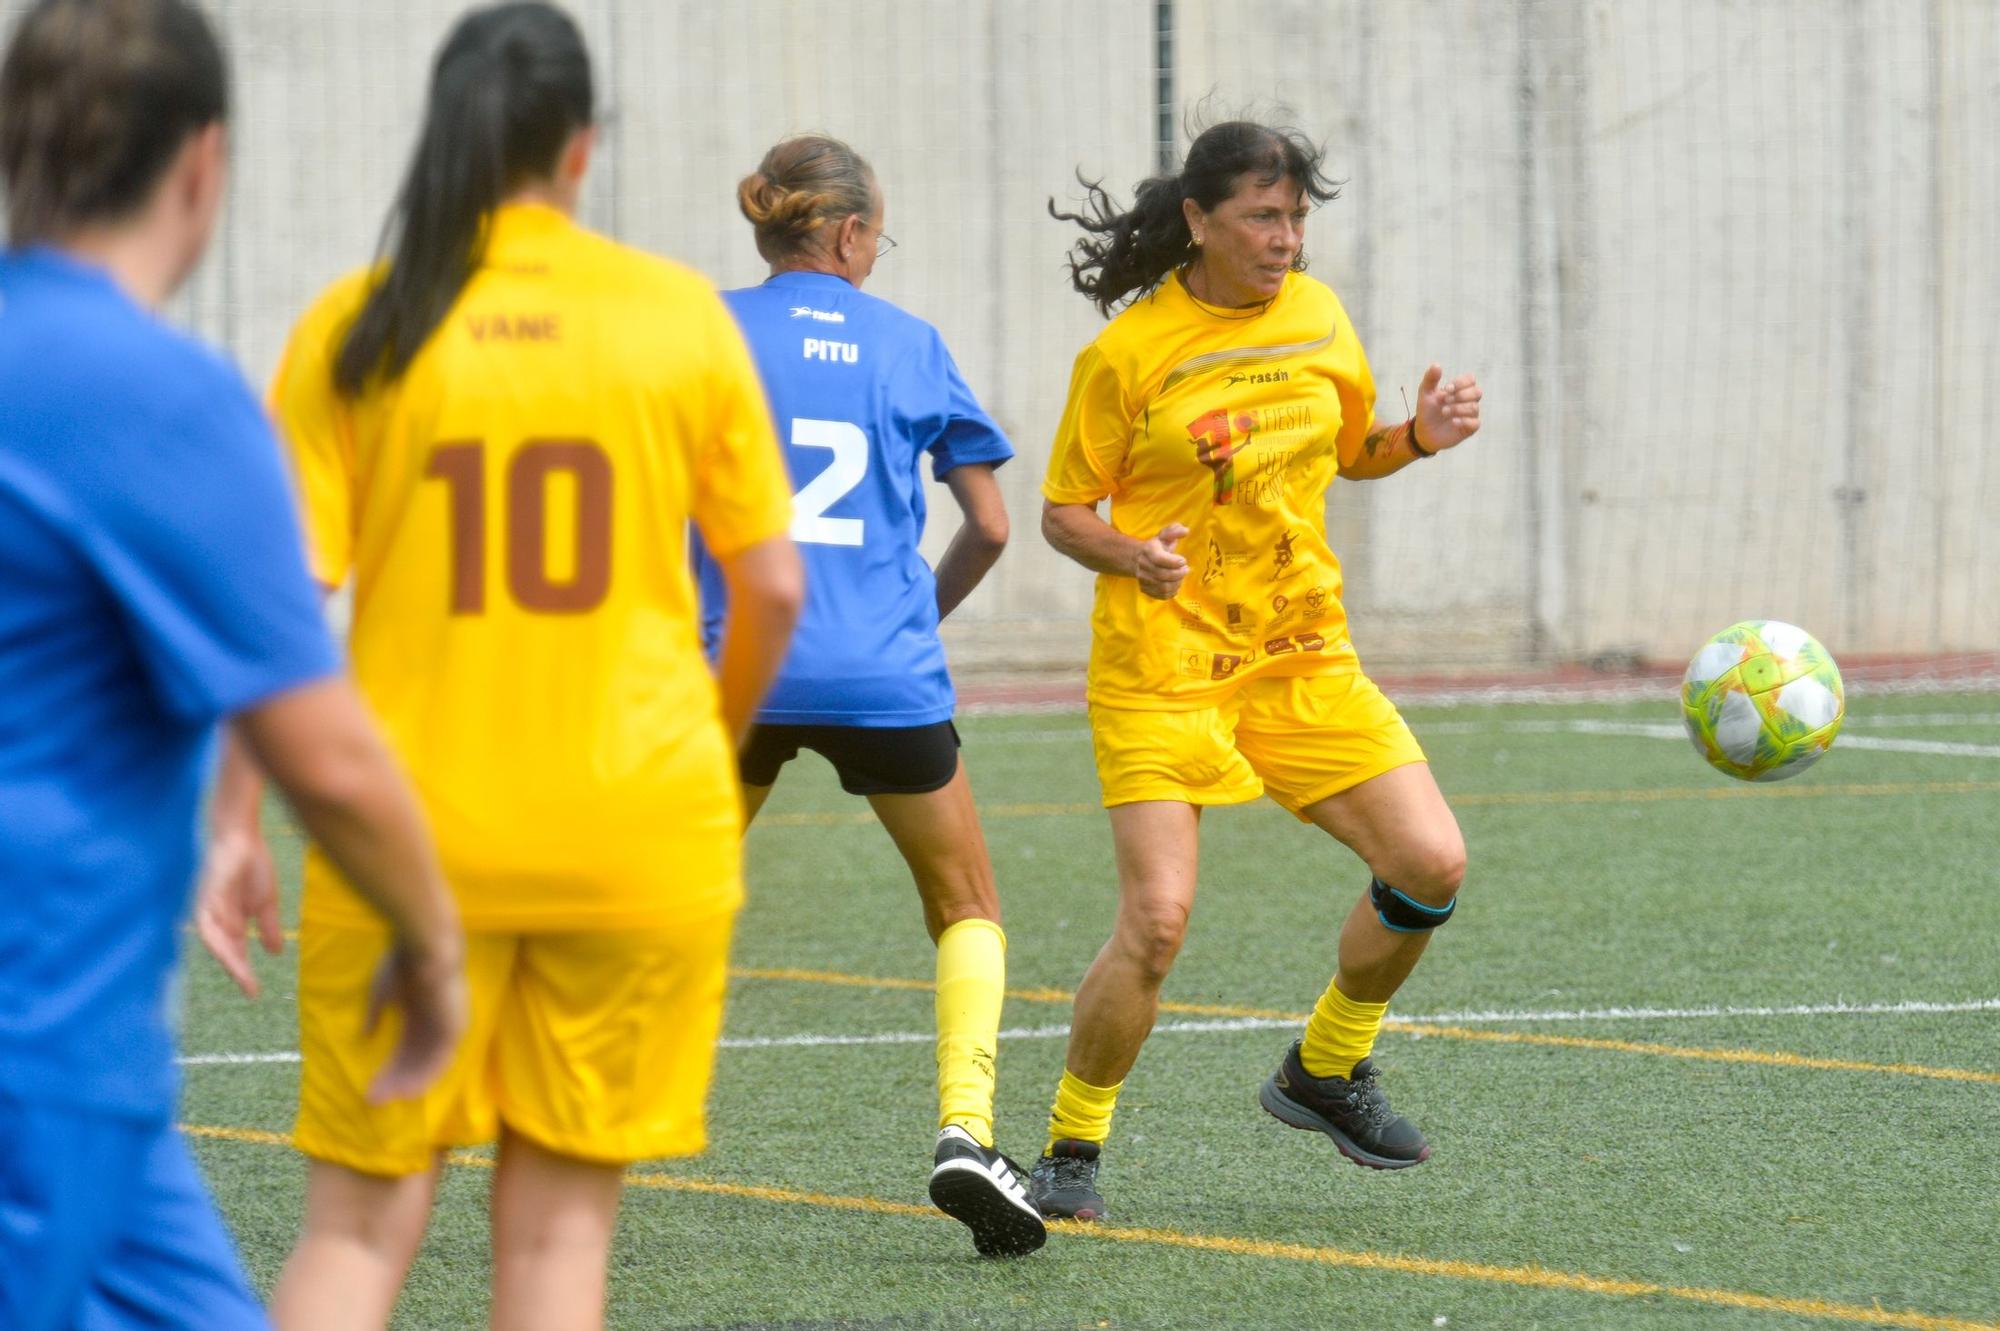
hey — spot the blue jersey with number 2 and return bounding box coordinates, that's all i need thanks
[702,271,1012,726]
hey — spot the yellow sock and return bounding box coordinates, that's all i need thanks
[935,918,1006,1148]
[1299,978,1388,1079]
[1046,1068,1123,1152]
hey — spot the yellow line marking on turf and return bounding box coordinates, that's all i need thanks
[756,779,2000,826]
[730,965,935,993]
[180,1123,2000,1331]
[184,1124,292,1148]
[724,968,2000,1085]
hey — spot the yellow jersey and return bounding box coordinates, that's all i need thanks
[273,203,790,931]
[1042,270,1375,709]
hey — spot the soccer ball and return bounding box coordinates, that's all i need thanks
[1680,620,1845,782]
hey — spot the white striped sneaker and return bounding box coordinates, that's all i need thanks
[927,1126,1048,1257]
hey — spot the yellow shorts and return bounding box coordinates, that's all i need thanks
[1089,671,1426,818]
[294,911,735,1176]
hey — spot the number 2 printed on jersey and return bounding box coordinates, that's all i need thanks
[788,417,868,547]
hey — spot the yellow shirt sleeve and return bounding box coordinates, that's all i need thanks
[687,293,792,557]
[1331,307,1379,474]
[1041,342,1130,505]
[268,279,365,588]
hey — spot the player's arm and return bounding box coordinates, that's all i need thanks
[710,535,804,743]
[934,463,1009,620]
[1342,364,1484,480]
[1041,500,1188,601]
[221,675,468,1103]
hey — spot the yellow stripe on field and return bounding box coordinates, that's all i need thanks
[756,779,2000,826]
[179,1123,2000,1331]
[1399,1024,2000,1085]
[725,968,2000,1085]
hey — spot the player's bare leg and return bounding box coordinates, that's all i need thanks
[867,758,997,941]
[869,760,1044,1256]
[1063,800,1202,1087]
[1029,800,1201,1220]
[1301,762,1465,1004]
[271,1159,441,1331]
[1257,762,1465,1169]
[488,1128,624,1331]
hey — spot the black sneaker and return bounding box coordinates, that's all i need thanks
[1027,1138,1106,1221]
[1258,1041,1431,1169]
[927,1127,1047,1257]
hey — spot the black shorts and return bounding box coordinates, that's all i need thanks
[739,720,961,796]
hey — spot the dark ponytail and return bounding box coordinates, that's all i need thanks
[1049,120,1339,317]
[334,1,590,394]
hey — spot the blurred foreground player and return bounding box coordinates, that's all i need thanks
[200,4,801,1328]
[696,136,1042,1256]
[0,1,465,1327]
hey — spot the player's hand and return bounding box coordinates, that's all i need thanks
[1131,523,1190,600]
[1413,363,1482,454]
[363,939,469,1105]
[194,826,284,999]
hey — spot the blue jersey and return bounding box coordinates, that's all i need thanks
[0,249,337,1120]
[700,271,1012,726]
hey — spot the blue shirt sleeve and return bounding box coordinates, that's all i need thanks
[79,361,339,722]
[914,330,1014,482]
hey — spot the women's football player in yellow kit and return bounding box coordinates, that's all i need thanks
[199,4,801,1327]
[1027,121,1483,1221]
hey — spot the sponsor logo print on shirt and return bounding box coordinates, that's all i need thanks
[1223,368,1290,387]
[1187,408,1253,504]
[789,306,846,323]
[1272,530,1298,579]
[1159,328,1336,392]
[1264,631,1327,656]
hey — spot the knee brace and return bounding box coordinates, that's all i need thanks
[1370,876,1457,933]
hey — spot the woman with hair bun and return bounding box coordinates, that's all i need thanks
[696,134,1044,1258]
[1028,121,1483,1222]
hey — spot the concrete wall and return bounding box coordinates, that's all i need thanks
[5,0,1992,672]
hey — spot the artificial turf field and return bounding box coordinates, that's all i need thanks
[180,689,2000,1330]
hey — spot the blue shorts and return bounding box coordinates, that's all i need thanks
[0,1096,267,1331]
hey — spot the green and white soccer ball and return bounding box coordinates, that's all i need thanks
[1681,620,1845,782]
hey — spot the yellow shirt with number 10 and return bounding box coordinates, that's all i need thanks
[272,203,790,932]
[1042,270,1377,709]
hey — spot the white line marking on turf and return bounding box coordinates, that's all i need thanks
[1554,718,2000,758]
[176,997,2000,1066]
[997,713,2000,745]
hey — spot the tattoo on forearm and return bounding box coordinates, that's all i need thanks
[1364,425,1392,459]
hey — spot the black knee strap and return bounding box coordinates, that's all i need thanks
[1370,876,1456,933]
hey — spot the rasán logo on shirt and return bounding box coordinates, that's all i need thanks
[1223,368,1288,387]
[789,306,847,323]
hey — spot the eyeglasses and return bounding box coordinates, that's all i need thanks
[873,228,897,257]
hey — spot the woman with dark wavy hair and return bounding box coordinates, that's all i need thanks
[1028,121,1483,1221]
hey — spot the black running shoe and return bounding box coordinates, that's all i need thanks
[1258,1041,1431,1169]
[927,1127,1047,1257]
[1027,1138,1106,1221]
